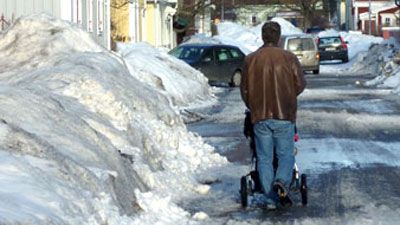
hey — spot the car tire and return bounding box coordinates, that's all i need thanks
[342,56,349,63]
[231,71,242,87]
[313,69,319,74]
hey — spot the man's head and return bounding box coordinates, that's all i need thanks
[262,21,281,45]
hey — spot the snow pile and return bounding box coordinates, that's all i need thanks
[0,14,226,224]
[363,40,400,95]
[184,17,304,54]
[340,31,383,59]
[250,17,303,37]
[216,21,261,53]
[117,42,212,107]
[319,29,384,60]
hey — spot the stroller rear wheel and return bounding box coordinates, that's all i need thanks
[300,174,308,206]
[240,176,248,208]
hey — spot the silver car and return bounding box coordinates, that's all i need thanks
[279,35,320,74]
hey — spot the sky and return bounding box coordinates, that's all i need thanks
[0,14,398,225]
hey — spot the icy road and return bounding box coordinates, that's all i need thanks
[185,67,400,225]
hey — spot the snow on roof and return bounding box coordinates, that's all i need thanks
[359,3,398,18]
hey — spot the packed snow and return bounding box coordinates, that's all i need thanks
[0,14,227,224]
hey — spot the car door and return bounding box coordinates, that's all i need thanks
[196,47,217,80]
[214,47,236,82]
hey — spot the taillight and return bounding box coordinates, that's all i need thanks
[340,37,347,49]
[316,38,320,45]
[316,52,320,60]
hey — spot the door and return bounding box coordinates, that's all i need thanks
[214,47,236,82]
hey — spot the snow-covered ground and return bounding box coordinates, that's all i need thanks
[1,13,399,224]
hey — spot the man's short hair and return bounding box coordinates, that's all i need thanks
[262,21,281,45]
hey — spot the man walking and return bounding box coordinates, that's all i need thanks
[240,21,306,209]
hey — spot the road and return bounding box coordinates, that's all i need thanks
[184,69,400,224]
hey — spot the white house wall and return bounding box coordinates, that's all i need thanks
[0,0,110,49]
[0,0,61,19]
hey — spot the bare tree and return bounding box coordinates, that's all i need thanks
[279,0,322,28]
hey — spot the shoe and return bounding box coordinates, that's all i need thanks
[273,181,293,208]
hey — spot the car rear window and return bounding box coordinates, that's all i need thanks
[287,38,316,51]
[169,46,206,60]
[319,37,342,46]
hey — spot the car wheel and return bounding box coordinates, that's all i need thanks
[231,71,242,87]
[313,69,319,74]
[342,56,349,63]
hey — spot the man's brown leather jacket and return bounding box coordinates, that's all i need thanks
[240,45,306,124]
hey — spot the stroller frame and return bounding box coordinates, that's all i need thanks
[239,111,308,208]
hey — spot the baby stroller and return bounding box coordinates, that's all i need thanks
[240,111,308,208]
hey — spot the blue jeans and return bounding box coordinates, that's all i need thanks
[253,119,295,204]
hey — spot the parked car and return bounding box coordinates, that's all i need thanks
[279,34,320,74]
[317,36,349,63]
[168,43,245,86]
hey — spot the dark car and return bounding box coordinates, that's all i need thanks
[169,43,245,86]
[317,36,349,63]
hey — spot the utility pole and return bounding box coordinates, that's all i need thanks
[221,0,224,21]
[336,0,341,30]
[368,0,372,35]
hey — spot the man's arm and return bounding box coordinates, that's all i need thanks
[292,56,306,95]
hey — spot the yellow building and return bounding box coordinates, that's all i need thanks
[111,0,177,50]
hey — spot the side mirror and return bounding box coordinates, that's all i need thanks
[202,57,212,62]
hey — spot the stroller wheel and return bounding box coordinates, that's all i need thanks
[300,174,308,206]
[240,176,248,208]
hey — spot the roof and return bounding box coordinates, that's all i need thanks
[359,3,398,15]
[179,43,239,48]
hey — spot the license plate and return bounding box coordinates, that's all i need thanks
[326,47,336,51]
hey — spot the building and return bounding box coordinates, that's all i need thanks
[143,0,177,48]
[0,0,178,50]
[359,4,399,37]
[0,0,111,49]
[352,0,394,31]
[107,0,178,49]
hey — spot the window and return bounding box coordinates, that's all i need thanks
[230,48,243,59]
[385,17,391,26]
[287,38,316,51]
[319,37,341,46]
[216,48,233,62]
[172,47,205,60]
[201,49,214,62]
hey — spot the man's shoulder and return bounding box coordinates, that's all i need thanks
[247,47,295,59]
